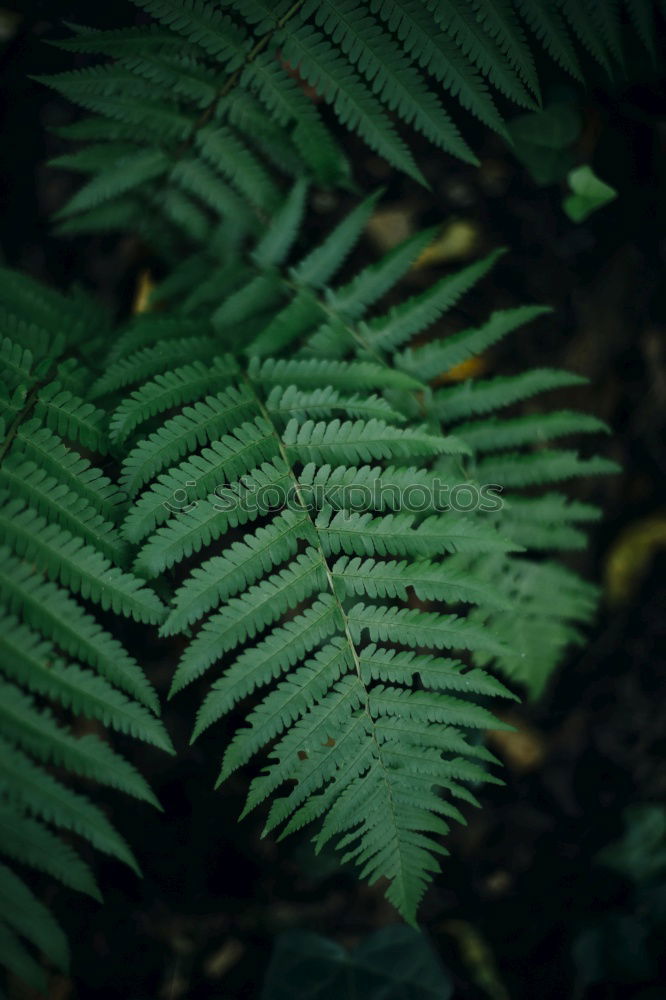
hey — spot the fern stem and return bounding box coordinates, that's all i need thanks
[240,365,404,859]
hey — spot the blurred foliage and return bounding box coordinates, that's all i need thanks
[573,806,666,994]
[599,804,666,885]
[508,100,582,186]
[261,926,453,1000]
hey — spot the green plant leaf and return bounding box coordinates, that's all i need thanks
[261,926,454,1000]
[563,165,618,221]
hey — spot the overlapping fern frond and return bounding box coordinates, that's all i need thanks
[0,270,171,991]
[99,202,616,920]
[42,0,659,247]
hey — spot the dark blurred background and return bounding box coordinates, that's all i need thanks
[1,3,666,998]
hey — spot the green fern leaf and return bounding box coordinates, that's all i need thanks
[101,216,615,927]
[0,864,69,973]
[306,0,477,162]
[0,273,171,990]
[373,0,509,136]
[55,148,169,219]
[0,803,100,899]
[0,683,162,804]
[134,0,248,61]
[281,24,425,183]
[0,739,139,872]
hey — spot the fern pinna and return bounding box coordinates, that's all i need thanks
[43,0,659,246]
[0,270,171,991]
[97,199,616,921]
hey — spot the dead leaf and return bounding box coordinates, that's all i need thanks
[132,269,155,315]
[442,919,511,1000]
[366,208,415,253]
[413,220,480,268]
[487,712,547,773]
[203,938,244,979]
[435,354,489,384]
[604,514,666,606]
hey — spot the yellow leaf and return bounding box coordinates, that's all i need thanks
[442,920,510,1000]
[366,207,414,253]
[435,354,488,384]
[487,712,546,773]
[413,220,480,269]
[132,269,155,315]
[604,514,666,606]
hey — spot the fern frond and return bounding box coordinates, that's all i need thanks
[327,228,437,322]
[14,422,124,517]
[0,498,165,623]
[283,416,468,463]
[252,178,309,270]
[281,22,425,182]
[1,0,642,973]
[432,367,587,421]
[427,0,537,108]
[44,0,657,261]
[267,385,406,423]
[496,492,601,550]
[120,386,257,495]
[133,459,292,574]
[90,335,217,398]
[0,683,161,804]
[468,557,599,696]
[395,305,551,380]
[32,381,107,452]
[194,125,282,213]
[163,508,315,633]
[101,201,611,919]
[455,409,607,451]
[123,417,279,543]
[473,448,618,486]
[0,863,69,981]
[109,355,236,443]
[0,552,159,712]
[0,272,170,988]
[317,507,516,557]
[330,554,513,608]
[469,0,541,98]
[0,457,125,560]
[0,802,100,899]
[514,0,583,80]
[55,148,169,219]
[373,0,509,136]
[362,249,506,353]
[558,0,614,71]
[250,356,423,392]
[75,200,614,926]
[625,0,657,60]
[241,54,348,185]
[133,0,249,60]
[0,738,139,871]
[304,0,477,163]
